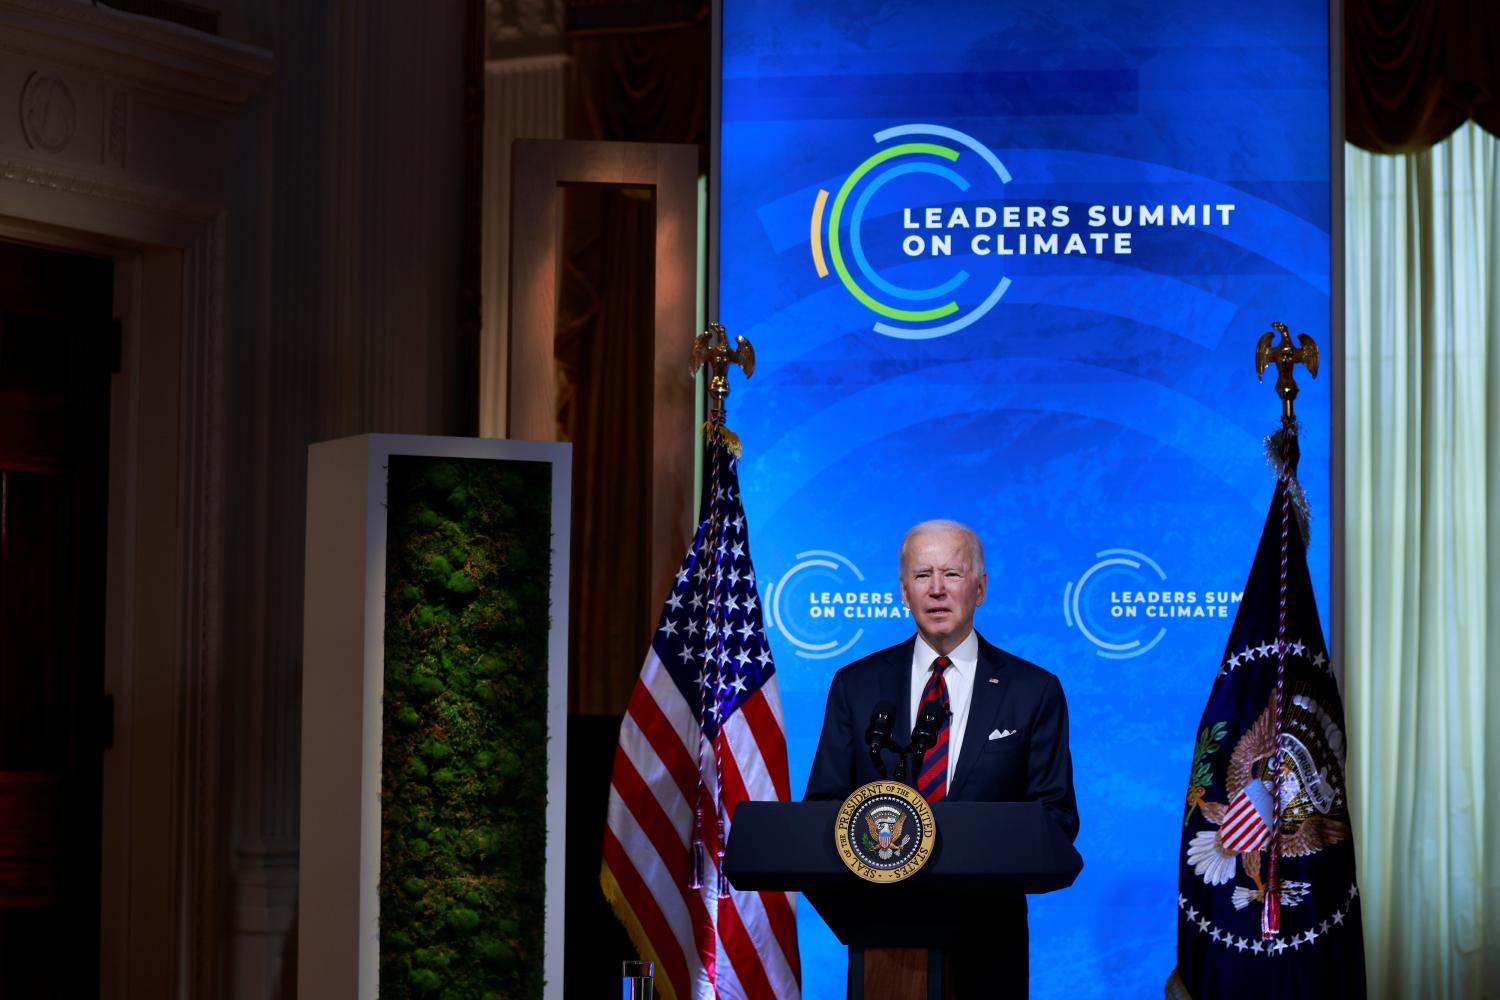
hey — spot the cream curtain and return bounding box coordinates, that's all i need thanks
[1344,122,1500,998]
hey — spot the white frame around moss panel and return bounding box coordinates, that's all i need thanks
[299,434,571,999]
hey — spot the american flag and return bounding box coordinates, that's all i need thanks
[601,432,802,1000]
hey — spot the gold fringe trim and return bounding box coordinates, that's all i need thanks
[702,420,743,458]
[1164,969,1195,1000]
[600,863,682,1000]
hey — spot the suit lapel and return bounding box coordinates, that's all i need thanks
[948,636,1006,800]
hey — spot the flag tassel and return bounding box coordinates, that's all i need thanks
[689,836,705,891]
[1262,849,1281,937]
[716,812,729,895]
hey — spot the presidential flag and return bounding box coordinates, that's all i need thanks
[1169,431,1366,999]
[601,428,801,1000]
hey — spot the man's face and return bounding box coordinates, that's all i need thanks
[900,529,987,655]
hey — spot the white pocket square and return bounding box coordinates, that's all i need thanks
[989,728,1016,741]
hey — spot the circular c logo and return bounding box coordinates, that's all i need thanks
[811,123,1013,340]
[764,549,867,660]
[1063,548,1169,659]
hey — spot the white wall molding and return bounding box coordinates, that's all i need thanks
[0,3,266,997]
[479,53,569,437]
[0,152,221,220]
[177,211,232,999]
[0,0,271,109]
[231,838,300,999]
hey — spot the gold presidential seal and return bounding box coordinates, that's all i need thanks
[834,781,937,883]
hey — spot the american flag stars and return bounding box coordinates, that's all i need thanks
[654,482,779,740]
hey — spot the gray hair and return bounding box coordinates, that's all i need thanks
[899,519,986,577]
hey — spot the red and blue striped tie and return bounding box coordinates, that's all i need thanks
[917,655,952,802]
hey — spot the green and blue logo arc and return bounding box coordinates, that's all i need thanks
[810,124,1013,340]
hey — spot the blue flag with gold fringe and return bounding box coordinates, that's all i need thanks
[1168,430,1366,999]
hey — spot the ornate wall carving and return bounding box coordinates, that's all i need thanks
[485,0,563,59]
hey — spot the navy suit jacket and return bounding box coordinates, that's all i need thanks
[803,633,1078,996]
[803,632,1079,843]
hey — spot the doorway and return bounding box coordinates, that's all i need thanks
[0,241,114,998]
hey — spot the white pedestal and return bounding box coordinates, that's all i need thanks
[298,434,571,999]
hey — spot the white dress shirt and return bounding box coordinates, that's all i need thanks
[908,629,978,786]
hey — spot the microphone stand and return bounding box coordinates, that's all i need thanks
[891,741,913,784]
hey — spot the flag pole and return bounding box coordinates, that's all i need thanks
[603,324,800,998]
[1170,321,1363,996]
[1253,321,1319,939]
[687,323,756,891]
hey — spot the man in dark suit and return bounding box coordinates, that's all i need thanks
[804,519,1079,998]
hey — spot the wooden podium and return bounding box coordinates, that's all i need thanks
[723,801,1081,1000]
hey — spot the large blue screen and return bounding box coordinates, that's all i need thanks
[716,3,1331,996]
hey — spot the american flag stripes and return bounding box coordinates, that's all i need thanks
[601,432,801,1000]
[1217,783,1273,854]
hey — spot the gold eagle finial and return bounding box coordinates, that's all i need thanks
[1255,321,1318,425]
[689,322,755,455]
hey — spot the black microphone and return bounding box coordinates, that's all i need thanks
[863,700,896,778]
[907,700,948,779]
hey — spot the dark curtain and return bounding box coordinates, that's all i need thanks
[555,2,709,716]
[555,185,657,716]
[568,3,710,164]
[1346,0,1500,152]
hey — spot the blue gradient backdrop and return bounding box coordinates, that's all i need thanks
[717,3,1331,996]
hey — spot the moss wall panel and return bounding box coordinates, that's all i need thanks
[380,456,553,999]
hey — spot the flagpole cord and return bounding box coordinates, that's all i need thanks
[1255,322,1315,940]
[689,423,734,903]
[689,433,719,891]
[1263,473,1291,938]
[708,430,731,898]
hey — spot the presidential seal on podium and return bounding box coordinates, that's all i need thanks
[833,781,936,884]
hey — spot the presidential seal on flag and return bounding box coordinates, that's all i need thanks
[1168,381,1366,998]
[1183,690,1351,910]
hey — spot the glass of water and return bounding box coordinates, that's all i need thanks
[622,959,653,1000]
